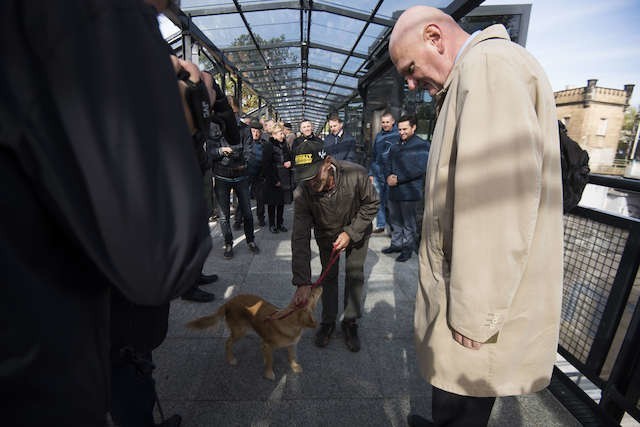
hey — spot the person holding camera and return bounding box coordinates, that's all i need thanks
[204,76,260,260]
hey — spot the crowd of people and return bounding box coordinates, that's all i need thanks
[1,1,564,426]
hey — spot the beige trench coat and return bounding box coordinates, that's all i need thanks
[415,25,563,397]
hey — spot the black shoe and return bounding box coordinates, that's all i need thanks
[156,414,182,427]
[232,222,242,230]
[277,225,288,232]
[314,322,335,348]
[198,273,218,284]
[269,225,278,233]
[224,244,233,259]
[396,251,412,262]
[407,414,434,427]
[248,241,260,254]
[381,246,402,254]
[181,287,215,302]
[372,227,385,234]
[341,319,360,352]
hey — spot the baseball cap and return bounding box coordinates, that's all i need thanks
[293,139,327,182]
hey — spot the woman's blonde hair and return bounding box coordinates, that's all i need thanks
[270,122,285,134]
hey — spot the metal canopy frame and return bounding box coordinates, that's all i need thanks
[165,0,484,129]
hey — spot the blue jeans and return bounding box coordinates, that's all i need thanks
[388,199,418,252]
[373,176,388,229]
[214,178,254,245]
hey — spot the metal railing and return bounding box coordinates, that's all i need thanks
[550,174,640,425]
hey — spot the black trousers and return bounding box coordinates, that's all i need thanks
[268,204,284,227]
[110,350,156,427]
[432,386,496,426]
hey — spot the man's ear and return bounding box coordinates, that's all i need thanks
[423,24,444,53]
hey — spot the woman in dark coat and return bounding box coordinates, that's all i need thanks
[262,123,291,233]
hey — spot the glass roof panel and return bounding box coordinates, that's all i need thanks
[307,69,340,84]
[353,23,386,55]
[376,0,450,20]
[343,57,365,74]
[244,10,299,45]
[306,80,335,92]
[335,74,358,87]
[308,48,348,71]
[315,0,380,15]
[194,14,246,49]
[329,86,355,97]
[309,12,363,49]
[182,0,235,8]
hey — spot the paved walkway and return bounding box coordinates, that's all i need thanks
[154,206,580,426]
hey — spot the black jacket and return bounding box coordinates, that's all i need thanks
[0,1,211,425]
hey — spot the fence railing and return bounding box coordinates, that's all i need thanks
[550,174,640,425]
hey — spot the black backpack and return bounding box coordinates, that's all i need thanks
[559,121,590,213]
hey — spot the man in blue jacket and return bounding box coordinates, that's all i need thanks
[323,114,357,162]
[368,111,400,233]
[382,115,430,262]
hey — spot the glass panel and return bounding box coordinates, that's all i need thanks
[376,0,450,19]
[343,56,365,74]
[307,69,339,83]
[330,86,355,97]
[244,10,299,44]
[335,74,358,88]
[194,14,247,49]
[315,0,379,15]
[308,48,348,71]
[353,23,386,55]
[310,12,363,49]
[306,80,335,92]
[182,0,236,9]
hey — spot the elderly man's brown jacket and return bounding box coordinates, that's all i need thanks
[291,160,379,286]
[415,25,563,397]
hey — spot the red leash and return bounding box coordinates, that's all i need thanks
[266,248,341,321]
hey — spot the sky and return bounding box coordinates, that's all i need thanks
[485,0,640,108]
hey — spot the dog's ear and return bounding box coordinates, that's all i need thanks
[301,310,317,328]
[307,286,323,310]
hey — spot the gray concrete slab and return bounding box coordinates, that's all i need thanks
[153,206,580,426]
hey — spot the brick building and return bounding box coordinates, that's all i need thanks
[555,79,634,174]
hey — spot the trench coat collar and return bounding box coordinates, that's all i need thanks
[438,24,511,98]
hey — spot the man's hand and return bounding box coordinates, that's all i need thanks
[293,285,312,307]
[284,161,292,169]
[333,232,351,252]
[220,146,233,156]
[387,174,398,186]
[452,330,482,350]
[369,175,374,184]
[275,181,281,187]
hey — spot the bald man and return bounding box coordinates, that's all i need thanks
[390,6,563,426]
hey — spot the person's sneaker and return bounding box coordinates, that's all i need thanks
[269,225,278,233]
[372,227,385,234]
[341,319,360,352]
[181,286,215,302]
[156,414,182,427]
[396,251,412,262]
[407,414,434,427]
[198,273,218,284]
[248,241,260,254]
[224,244,233,259]
[277,225,288,232]
[381,246,402,254]
[314,322,335,348]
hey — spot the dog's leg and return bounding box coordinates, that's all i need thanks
[287,345,303,374]
[261,341,275,380]
[225,325,246,366]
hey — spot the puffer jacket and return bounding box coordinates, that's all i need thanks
[291,161,379,286]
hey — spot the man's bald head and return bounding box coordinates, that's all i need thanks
[389,6,468,95]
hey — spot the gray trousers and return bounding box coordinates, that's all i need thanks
[388,199,418,252]
[317,236,369,324]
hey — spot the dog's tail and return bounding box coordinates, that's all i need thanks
[186,305,225,330]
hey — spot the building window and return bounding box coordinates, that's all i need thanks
[597,118,608,136]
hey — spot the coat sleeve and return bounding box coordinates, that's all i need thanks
[447,53,544,343]
[343,171,380,243]
[22,1,211,305]
[291,188,314,286]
